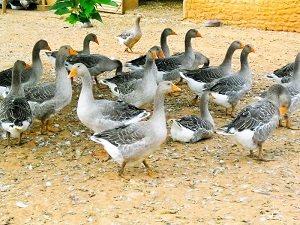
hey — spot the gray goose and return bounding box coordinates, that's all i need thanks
[91,81,181,179]
[154,29,202,82]
[204,44,255,117]
[180,40,244,105]
[0,60,32,146]
[280,52,300,129]
[116,13,145,53]
[68,63,150,134]
[113,46,164,107]
[125,28,177,70]
[170,91,215,143]
[64,53,122,87]
[0,39,51,97]
[45,33,99,68]
[266,62,294,84]
[218,84,291,161]
[27,45,77,134]
[100,46,165,99]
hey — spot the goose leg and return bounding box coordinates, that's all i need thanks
[18,132,23,146]
[6,132,11,147]
[41,120,47,134]
[257,143,274,161]
[285,115,300,130]
[191,95,199,106]
[46,119,60,132]
[119,161,131,179]
[231,105,237,118]
[143,159,159,178]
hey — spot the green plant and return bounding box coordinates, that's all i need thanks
[49,0,118,25]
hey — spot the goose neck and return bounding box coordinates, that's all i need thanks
[149,90,166,124]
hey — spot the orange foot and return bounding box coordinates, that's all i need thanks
[93,149,111,161]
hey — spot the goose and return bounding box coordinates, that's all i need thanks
[125,28,177,70]
[280,52,300,129]
[204,44,255,117]
[170,91,215,143]
[68,63,150,134]
[180,40,244,105]
[0,60,32,146]
[217,84,291,161]
[64,53,123,87]
[116,13,144,53]
[45,33,99,68]
[266,62,293,84]
[112,46,164,107]
[0,39,51,97]
[27,45,77,134]
[90,81,181,178]
[100,46,165,96]
[153,29,202,82]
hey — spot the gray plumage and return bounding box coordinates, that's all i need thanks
[180,40,244,104]
[0,40,51,97]
[68,63,150,134]
[91,81,181,178]
[45,33,99,68]
[266,62,294,84]
[0,60,32,146]
[219,84,291,160]
[112,46,164,107]
[27,45,77,133]
[280,52,300,129]
[204,44,255,117]
[116,13,144,53]
[170,91,215,143]
[154,29,202,81]
[125,28,177,70]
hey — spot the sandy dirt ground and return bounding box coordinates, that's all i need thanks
[0,1,300,224]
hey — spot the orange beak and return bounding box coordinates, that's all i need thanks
[171,30,177,35]
[280,106,288,115]
[69,47,77,56]
[25,63,31,68]
[172,84,181,92]
[94,38,99,45]
[250,47,255,53]
[211,94,216,100]
[46,45,51,51]
[151,52,158,59]
[196,32,202,37]
[240,43,245,49]
[158,50,165,58]
[68,68,77,78]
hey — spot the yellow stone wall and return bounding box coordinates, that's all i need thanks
[183,0,300,32]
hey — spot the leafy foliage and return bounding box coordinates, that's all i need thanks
[49,0,118,25]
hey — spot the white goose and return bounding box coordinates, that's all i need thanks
[68,63,150,134]
[91,81,181,178]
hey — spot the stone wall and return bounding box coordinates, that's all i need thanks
[183,0,300,32]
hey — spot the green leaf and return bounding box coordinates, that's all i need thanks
[90,11,102,23]
[65,13,80,24]
[94,0,118,7]
[53,8,72,15]
[49,1,74,10]
[79,0,95,17]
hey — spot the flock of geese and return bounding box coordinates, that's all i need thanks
[0,13,299,179]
